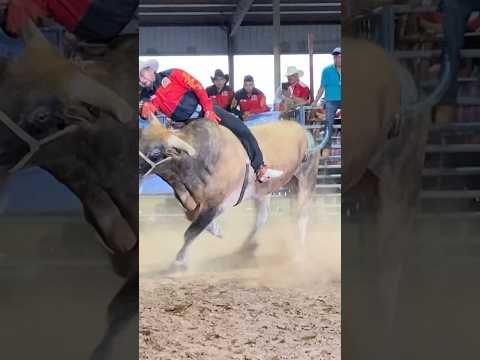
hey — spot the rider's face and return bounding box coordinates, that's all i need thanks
[139,68,156,88]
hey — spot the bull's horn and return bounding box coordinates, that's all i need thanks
[63,71,133,124]
[20,19,51,49]
[167,134,196,157]
[146,114,196,156]
[20,20,133,125]
[149,113,164,127]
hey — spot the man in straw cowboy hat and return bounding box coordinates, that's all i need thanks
[206,69,234,111]
[274,65,311,111]
[138,60,283,183]
[313,47,341,156]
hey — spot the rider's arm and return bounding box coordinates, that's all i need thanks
[170,69,213,113]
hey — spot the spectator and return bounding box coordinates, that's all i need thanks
[206,69,234,111]
[274,66,311,111]
[231,75,270,121]
[313,47,341,156]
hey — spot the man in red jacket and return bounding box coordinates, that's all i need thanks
[231,75,270,121]
[139,60,283,183]
[2,0,137,42]
[206,69,234,111]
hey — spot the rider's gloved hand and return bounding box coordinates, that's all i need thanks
[4,0,48,35]
[140,101,156,119]
[205,110,221,125]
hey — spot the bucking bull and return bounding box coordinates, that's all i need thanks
[139,114,323,271]
[0,21,137,359]
[342,1,477,359]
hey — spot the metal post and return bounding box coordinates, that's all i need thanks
[308,32,315,100]
[227,30,235,90]
[273,0,281,94]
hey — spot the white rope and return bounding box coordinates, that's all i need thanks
[139,151,171,177]
[0,110,78,173]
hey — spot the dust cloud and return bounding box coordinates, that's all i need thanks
[140,197,340,360]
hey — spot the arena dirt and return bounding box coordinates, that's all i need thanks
[140,198,340,359]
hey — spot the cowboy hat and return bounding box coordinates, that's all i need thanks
[210,69,230,83]
[139,59,159,75]
[285,66,304,77]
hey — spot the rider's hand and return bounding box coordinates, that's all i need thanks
[205,110,221,125]
[140,101,156,119]
[5,0,48,35]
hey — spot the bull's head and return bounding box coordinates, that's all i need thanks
[138,114,196,178]
[0,20,136,181]
[2,20,133,124]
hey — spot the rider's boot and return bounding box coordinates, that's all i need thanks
[256,164,284,183]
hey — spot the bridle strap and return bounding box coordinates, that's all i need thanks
[0,110,78,173]
[139,151,171,177]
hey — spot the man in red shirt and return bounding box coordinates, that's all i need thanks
[231,75,270,121]
[139,60,283,183]
[206,69,234,111]
[274,66,311,111]
[1,0,137,42]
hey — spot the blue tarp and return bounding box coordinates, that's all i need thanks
[0,168,82,214]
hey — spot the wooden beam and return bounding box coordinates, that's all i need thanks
[229,0,255,37]
[273,0,281,92]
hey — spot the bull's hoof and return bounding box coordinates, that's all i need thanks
[237,242,259,256]
[161,261,187,275]
[206,221,223,238]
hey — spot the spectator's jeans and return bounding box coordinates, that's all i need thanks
[325,100,341,148]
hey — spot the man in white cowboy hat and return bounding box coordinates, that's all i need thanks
[273,65,311,111]
[138,62,284,183]
[313,47,341,156]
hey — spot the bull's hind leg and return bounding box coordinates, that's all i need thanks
[173,207,219,269]
[239,194,271,254]
[294,153,320,262]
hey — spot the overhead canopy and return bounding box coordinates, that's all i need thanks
[139,0,341,27]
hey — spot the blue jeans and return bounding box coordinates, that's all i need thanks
[325,100,341,148]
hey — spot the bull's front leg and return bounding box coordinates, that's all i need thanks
[168,206,219,272]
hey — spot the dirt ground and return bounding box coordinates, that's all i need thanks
[140,197,340,360]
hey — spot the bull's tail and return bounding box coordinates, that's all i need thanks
[306,127,331,154]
